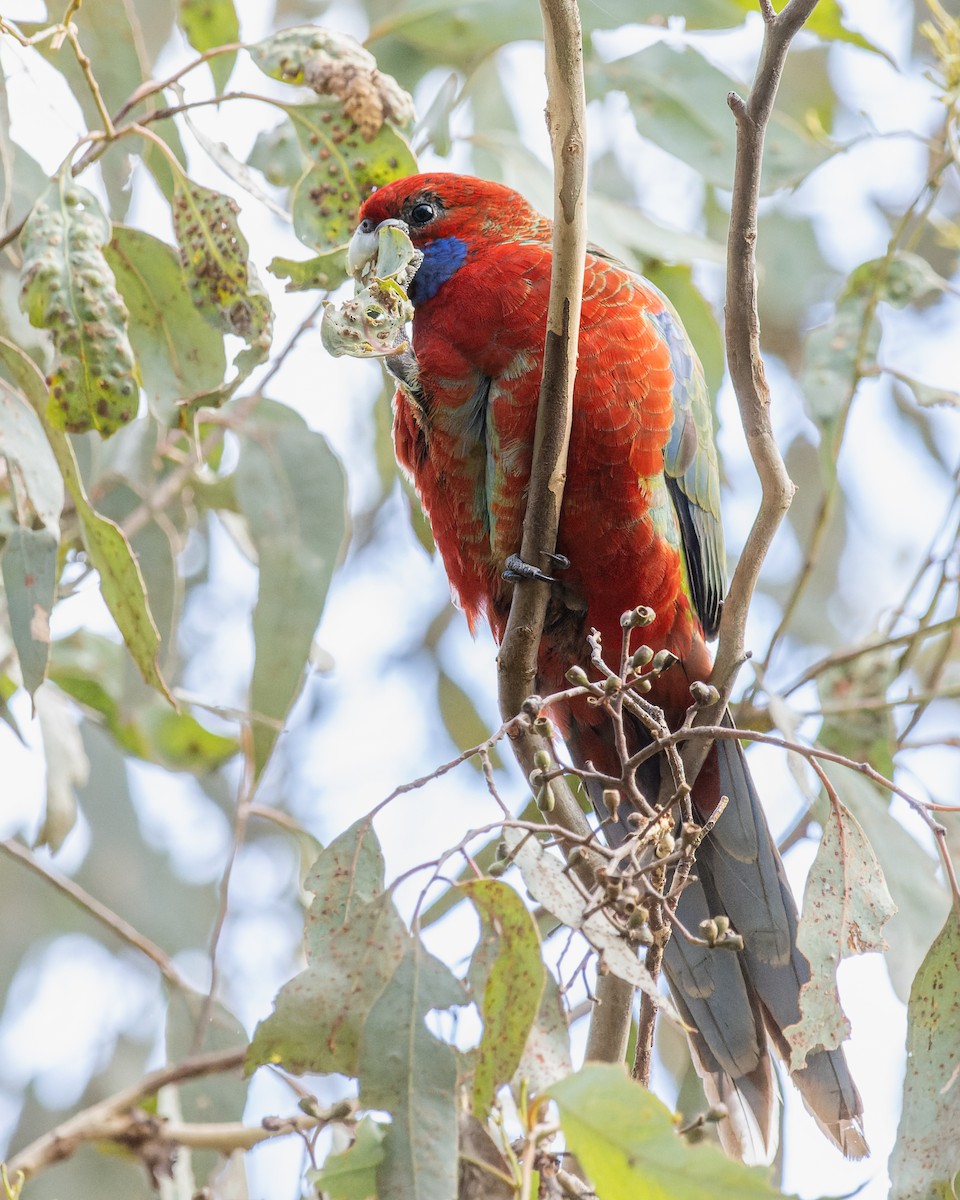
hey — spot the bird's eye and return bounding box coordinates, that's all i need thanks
[409,202,436,226]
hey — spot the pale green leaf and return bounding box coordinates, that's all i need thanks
[19,177,139,436]
[178,0,239,93]
[34,685,88,852]
[0,374,63,533]
[784,798,895,1071]
[234,399,348,777]
[587,43,834,194]
[514,969,572,1094]
[310,1117,385,1200]
[247,892,408,1076]
[503,828,677,1017]
[550,1063,783,1199]
[1,527,58,700]
[304,818,385,934]
[460,878,545,1114]
[104,227,227,425]
[831,766,950,1002]
[889,909,960,1200]
[358,938,465,1200]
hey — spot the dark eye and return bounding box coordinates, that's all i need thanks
[409,201,436,226]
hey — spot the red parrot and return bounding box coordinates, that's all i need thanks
[351,173,867,1162]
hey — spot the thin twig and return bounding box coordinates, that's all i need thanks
[5,1047,248,1179]
[0,839,191,992]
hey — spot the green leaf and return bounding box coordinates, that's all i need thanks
[2,527,58,700]
[34,684,88,852]
[268,249,349,292]
[247,891,408,1076]
[248,119,305,187]
[587,43,833,194]
[889,909,960,1200]
[104,227,227,425]
[178,0,240,93]
[437,670,501,771]
[0,373,64,533]
[171,176,272,386]
[233,399,348,777]
[41,428,172,703]
[305,818,385,931]
[283,100,417,252]
[460,878,545,1114]
[310,1117,385,1200]
[358,937,465,1200]
[550,1063,783,1199]
[502,828,677,1017]
[784,798,895,1071]
[19,177,139,436]
[50,630,236,770]
[846,252,947,308]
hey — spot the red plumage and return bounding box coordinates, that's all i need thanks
[355,173,866,1163]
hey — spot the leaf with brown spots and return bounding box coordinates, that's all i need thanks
[19,176,139,437]
[889,908,960,1200]
[784,793,896,1071]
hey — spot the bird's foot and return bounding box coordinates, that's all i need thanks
[503,551,570,584]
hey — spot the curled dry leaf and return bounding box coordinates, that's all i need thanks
[250,26,414,140]
[321,222,422,359]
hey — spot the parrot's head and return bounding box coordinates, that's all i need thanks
[350,173,545,305]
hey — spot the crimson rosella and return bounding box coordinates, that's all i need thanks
[350,173,867,1163]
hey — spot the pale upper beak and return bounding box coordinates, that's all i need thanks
[347,217,409,281]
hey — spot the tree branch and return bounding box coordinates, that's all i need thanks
[495,6,595,872]
[5,1048,248,1180]
[677,0,819,788]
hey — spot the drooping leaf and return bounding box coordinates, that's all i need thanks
[34,685,89,852]
[233,398,348,777]
[283,100,417,252]
[19,177,140,436]
[830,765,950,1002]
[550,1063,783,1199]
[358,937,465,1200]
[41,429,172,702]
[784,797,895,1070]
[310,1116,385,1200]
[250,25,414,137]
[171,175,272,393]
[514,968,572,1095]
[459,877,545,1114]
[0,372,64,533]
[104,226,227,425]
[1,527,58,701]
[248,119,304,187]
[502,828,677,1016]
[889,909,960,1200]
[178,0,240,93]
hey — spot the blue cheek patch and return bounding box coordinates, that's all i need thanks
[410,236,468,304]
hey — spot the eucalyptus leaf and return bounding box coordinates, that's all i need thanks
[178,0,240,93]
[234,398,348,777]
[19,178,140,436]
[1,527,58,700]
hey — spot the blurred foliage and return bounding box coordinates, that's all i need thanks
[0,1,958,1198]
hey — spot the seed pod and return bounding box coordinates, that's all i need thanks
[533,715,555,737]
[521,694,543,716]
[651,649,679,674]
[629,645,654,671]
[533,749,552,770]
[602,674,622,696]
[536,782,556,813]
[689,680,720,708]
[699,918,719,945]
[566,665,590,687]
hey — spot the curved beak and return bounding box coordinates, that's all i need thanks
[347,217,410,281]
